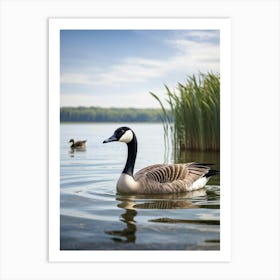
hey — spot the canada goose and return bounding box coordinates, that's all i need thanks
[103,127,219,194]
[68,139,87,149]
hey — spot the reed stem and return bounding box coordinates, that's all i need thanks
[150,72,220,152]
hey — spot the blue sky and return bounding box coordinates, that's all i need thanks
[60,30,220,108]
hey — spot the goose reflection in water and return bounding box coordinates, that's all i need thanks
[105,204,137,243]
[68,146,87,158]
[105,188,207,243]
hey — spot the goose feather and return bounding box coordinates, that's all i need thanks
[134,163,210,194]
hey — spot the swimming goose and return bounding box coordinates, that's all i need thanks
[103,127,219,194]
[68,139,87,149]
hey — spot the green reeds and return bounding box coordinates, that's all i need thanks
[151,72,220,152]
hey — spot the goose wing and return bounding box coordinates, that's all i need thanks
[75,140,87,146]
[134,164,166,180]
[135,163,210,194]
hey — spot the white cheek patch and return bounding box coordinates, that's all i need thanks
[119,130,133,143]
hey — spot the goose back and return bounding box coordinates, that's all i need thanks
[70,139,87,149]
[134,162,210,194]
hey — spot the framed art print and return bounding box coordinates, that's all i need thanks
[49,17,231,262]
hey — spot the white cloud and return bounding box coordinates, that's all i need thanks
[61,58,166,87]
[184,30,220,41]
[60,72,94,85]
[61,91,163,108]
[61,38,219,88]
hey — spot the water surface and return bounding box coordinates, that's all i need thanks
[60,123,220,250]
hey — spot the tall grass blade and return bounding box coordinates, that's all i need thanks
[151,72,220,154]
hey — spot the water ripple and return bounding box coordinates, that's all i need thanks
[60,123,220,250]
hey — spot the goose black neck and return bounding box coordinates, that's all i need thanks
[122,134,137,177]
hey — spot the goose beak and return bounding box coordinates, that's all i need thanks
[103,135,118,143]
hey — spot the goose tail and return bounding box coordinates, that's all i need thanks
[204,169,220,178]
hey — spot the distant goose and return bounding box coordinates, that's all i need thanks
[68,139,87,149]
[103,126,219,194]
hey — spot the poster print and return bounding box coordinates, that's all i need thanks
[49,18,231,262]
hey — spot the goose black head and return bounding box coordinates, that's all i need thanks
[69,139,74,144]
[103,127,134,144]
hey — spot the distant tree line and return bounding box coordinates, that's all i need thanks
[60,106,167,123]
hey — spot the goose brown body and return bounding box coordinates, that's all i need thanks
[69,139,87,149]
[133,163,210,194]
[103,127,218,194]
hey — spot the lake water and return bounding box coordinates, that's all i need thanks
[60,123,220,250]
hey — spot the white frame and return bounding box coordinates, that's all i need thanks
[49,18,231,262]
